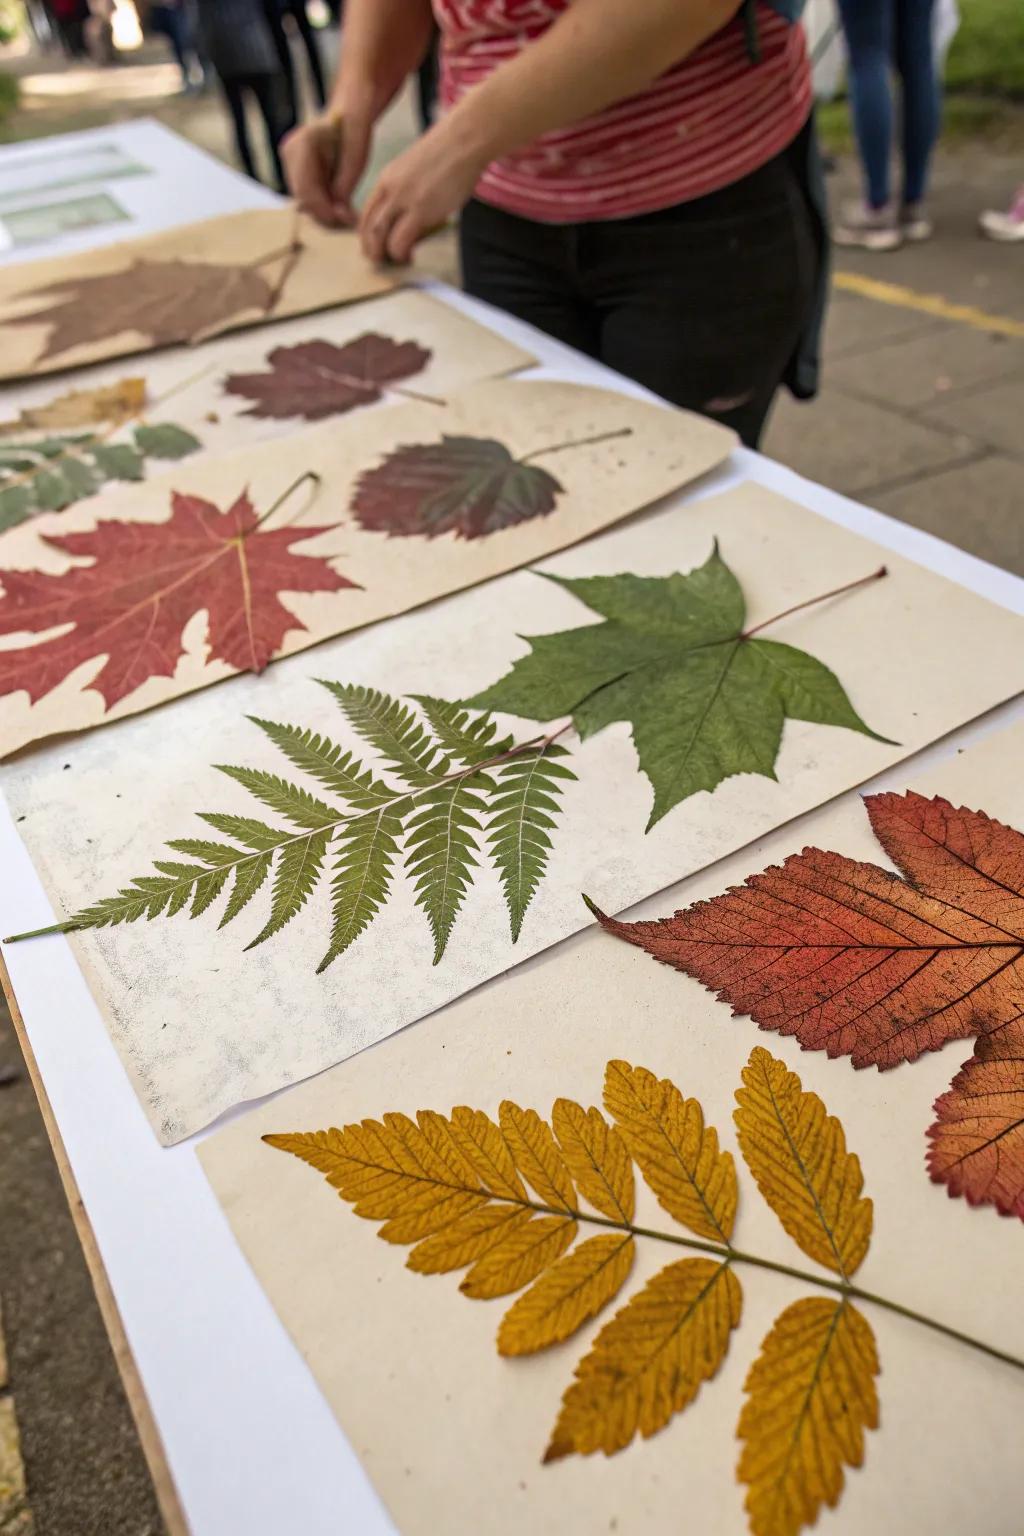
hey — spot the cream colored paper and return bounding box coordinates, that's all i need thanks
[6,482,1024,1144]
[0,287,536,460]
[0,378,732,758]
[199,720,1024,1536]
[0,207,397,380]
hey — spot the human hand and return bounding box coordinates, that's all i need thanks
[281,110,373,228]
[359,119,488,263]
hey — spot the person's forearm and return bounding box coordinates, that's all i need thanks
[444,0,743,164]
[330,0,435,120]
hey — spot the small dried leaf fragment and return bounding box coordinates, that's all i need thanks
[603,1059,736,1241]
[223,333,431,420]
[545,1257,741,1460]
[927,1012,1024,1219]
[738,1297,879,1536]
[551,1099,634,1221]
[0,376,146,431]
[735,1048,872,1278]
[497,1234,635,1356]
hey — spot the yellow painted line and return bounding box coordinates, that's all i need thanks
[834,270,1024,340]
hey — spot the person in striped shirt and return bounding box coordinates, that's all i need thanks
[284,0,825,447]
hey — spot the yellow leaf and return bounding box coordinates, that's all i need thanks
[461,1214,577,1300]
[552,1099,635,1221]
[499,1102,576,1211]
[545,1258,741,1460]
[603,1060,736,1241]
[497,1234,635,1357]
[738,1297,879,1536]
[430,1106,527,1200]
[408,1205,532,1275]
[735,1048,873,1278]
[2,376,146,432]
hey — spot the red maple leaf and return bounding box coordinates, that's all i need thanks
[222,333,431,421]
[0,491,355,709]
[589,791,1024,1220]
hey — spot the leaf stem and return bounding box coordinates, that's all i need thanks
[741,566,888,640]
[520,427,634,464]
[251,470,322,531]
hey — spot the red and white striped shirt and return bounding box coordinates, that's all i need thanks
[435,1,813,222]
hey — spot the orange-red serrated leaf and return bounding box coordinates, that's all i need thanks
[602,1060,736,1241]
[544,1257,741,1461]
[223,333,430,421]
[927,1011,1024,1218]
[738,1297,879,1536]
[0,490,354,709]
[460,1214,576,1299]
[551,1099,634,1221]
[498,1102,576,1211]
[736,1048,872,1277]
[497,1234,634,1356]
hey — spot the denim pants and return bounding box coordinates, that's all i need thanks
[837,0,939,207]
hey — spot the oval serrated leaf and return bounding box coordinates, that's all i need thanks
[498,1102,576,1212]
[551,1099,634,1221]
[497,1233,634,1356]
[460,1214,576,1300]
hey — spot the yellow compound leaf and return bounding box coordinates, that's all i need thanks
[545,1258,741,1461]
[499,1102,576,1211]
[461,1214,577,1300]
[738,1297,880,1536]
[735,1048,873,1278]
[551,1099,635,1221]
[497,1234,635,1357]
[2,375,147,432]
[603,1060,736,1241]
[408,1205,532,1275]
[438,1106,527,1200]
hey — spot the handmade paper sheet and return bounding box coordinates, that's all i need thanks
[0,206,397,381]
[6,482,1024,1143]
[0,377,732,758]
[199,720,1024,1536]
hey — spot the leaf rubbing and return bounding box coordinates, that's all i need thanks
[738,1297,879,1536]
[468,544,888,824]
[223,333,431,420]
[735,1048,872,1278]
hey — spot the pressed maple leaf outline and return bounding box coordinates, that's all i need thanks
[222,332,433,421]
[0,478,354,709]
[587,790,1024,1221]
[266,1048,1024,1536]
[468,545,892,826]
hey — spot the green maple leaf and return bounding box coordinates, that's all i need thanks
[467,543,893,828]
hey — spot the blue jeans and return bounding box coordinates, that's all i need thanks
[837,0,939,207]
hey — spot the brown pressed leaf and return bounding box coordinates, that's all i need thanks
[603,1060,736,1241]
[498,1102,576,1212]
[497,1234,635,1356]
[0,376,146,432]
[735,1049,872,1278]
[460,1214,577,1300]
[407,1206,533,1275]
[738,1297,879,1536]
[927,1011,1024,1219]
[545,1258,741,1461]
[551,1099,634,1222]
[223,333,431,421]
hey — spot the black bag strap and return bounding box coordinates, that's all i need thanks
[742,0,762,62]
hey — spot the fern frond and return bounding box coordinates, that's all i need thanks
[214,765,340,830]
[219,850,274,929]
[316,802,406,973]
[245,829,331,950]
[197,812,289,851]
[318,682,447,786]
[405,774,493,965]
[248,716,396,809]
[488,745,576,941]
[409,696,513,766]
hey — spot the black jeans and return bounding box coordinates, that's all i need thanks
[219,72,294,193]
[459,133,818,448]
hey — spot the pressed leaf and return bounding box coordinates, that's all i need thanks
[0,375,146,431]
[738,1297,879,1536]
[133,422,201,459]
[410,695,512,766]
[248,716,396,809]
[214,765,339,830]
[317,801,404,972]
[498,1101,576,1211]
[404,773,491,965]
[438,1107,526,1201]
[735,1048,872,1278]
[488,744,575,942]
[351,434,563,541]
[321,681,446,785]
[460,1214,577,1299]
[223,332,431,420]
[551,1099,634,1222]
[497,1234,635,1356]
[545,1258,741,1460]
[927,1011,1024,1219]
[244,827,329,949]
[603,1059,736,1241]
[468,546,888,824]
[408,1205,533,1275]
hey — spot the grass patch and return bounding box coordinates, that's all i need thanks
[817,94,1024,154]
[945,0,1024,98]
[0,71,19,127]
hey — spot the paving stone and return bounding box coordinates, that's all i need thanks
[823,292,943,359]
[868,453,1024,576]
[828,325,1024,410]
[919,376,1024,461]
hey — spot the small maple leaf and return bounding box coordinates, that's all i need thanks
[0,490,355,709]
[223,333,431,421]
[468,543,890,826]
[7,257,275,363]
[588,790,1024,1219]
[351,435,563,540]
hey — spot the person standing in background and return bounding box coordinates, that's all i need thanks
[276,0,328,109]
[834,0,940,250]
[194,0,297,191]
[146,0,205,88]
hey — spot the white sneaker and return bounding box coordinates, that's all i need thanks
[834,200,902,252]
[901,203,933,242]
[979,188,1024,243]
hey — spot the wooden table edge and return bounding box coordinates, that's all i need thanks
[0,948,190,1536]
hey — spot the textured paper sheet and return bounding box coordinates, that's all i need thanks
[7,481,1024,1144]
[0,206,397,380]
[199,720,1024,1536]
[0,377,730,758]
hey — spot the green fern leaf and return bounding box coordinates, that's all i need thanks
[319,683,447,786]
[404,774,493,965]
[247,716,395,809]
[219,850,274,929]
[214,766,339,830]
[164,837,249,867]
[245,829,331,951]
[488,745,576,941]
[409,696,513,765]
[316,802,406,973]
[197,812,289,851]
